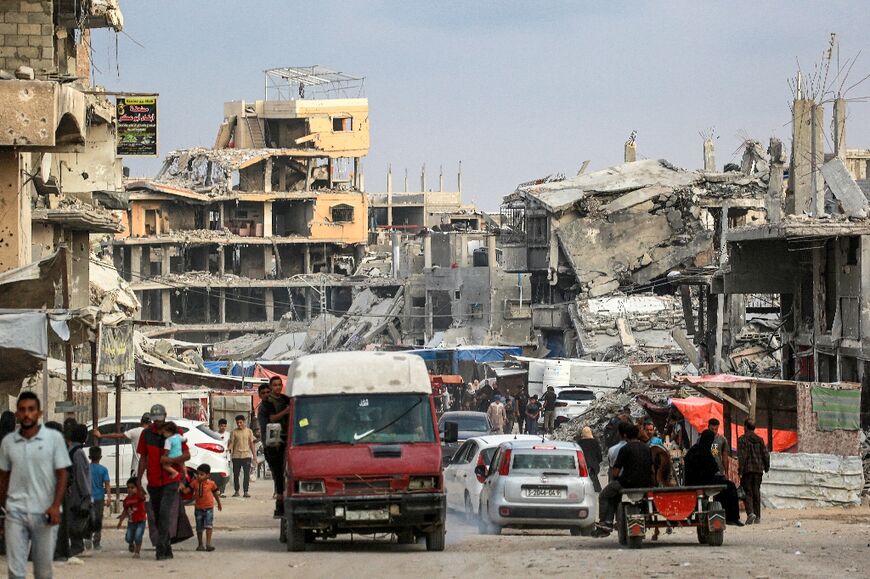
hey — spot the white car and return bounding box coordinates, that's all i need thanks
[443,434,541,515]
[553,388,597,429]
[88,417,230,490]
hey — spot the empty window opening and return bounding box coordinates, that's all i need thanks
[332,117,352,131]
[331,204,354,223]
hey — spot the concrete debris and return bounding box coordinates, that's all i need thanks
[821,158,869,218]
[134,331,207,373]
[89,255,140,317]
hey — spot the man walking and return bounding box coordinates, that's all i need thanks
[541,386,558,434]
[525,395,542,436]
[137,404,190,560]
[228,415,256,497]
[485,396,507,434]
[594,424,653,536]
[0,392,70,579]
[737,418,769,525]
[258,377,290,516]
[94,413,150,477]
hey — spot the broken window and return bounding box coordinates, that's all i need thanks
[331,204,354,223]
[846,236,859,266]
[332,116,352,132]
[411,296,425,308]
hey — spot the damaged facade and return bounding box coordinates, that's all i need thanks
[113,67,377,341]
[720,94,870,428]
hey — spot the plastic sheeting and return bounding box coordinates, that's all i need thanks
[671,396,797,452]
[762,452,863,508]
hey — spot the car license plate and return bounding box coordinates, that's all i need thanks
[523,487,565,498]
[345,508,390,521]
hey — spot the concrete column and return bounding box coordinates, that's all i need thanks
[264,158,273,192]
[219,289,226,323]
[457,161,462,194]
[217,246,225,275]
[624,140,637,163]
[263,202,273,237]
[439,167,444,192]
[70,231,90,309]
[404,169,408,192]
[161,288,171,323]
[218,203,226,228]
[487,234,497,274]
[834,97,847,160]
[305,288,313,322]
[0,151,31,274]
[387,167,393,227]
[767,138,785,225]
[459,233,468,267]
[791,99,824,216]
[703,138,716,172]
[423,234,432,269]
[161,247,171,275]
[129,246,143,282]
[421,164,426,192]
[265,288,275,322]
[303,245,312,274]
[860,236,870,347]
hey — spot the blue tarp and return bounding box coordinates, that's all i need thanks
[203,361,228,375]
[406,346,521,374]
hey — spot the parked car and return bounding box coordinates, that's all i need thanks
[439,411,491,464]
[87,416,230,490]
[444,434,542,515]
[476,439,597,536]
[553,388,597,429]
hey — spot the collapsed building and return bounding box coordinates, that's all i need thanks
[499,151,768,361]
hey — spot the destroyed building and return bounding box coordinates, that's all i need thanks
[719,93,870,427]
[499,149,768,360]
[367,165,483,233]
[112,67,392,342]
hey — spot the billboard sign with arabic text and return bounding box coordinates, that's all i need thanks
[116,96,158,156]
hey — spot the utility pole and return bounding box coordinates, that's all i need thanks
[60,244,74,404]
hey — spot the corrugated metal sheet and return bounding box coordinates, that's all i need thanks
[762,452,863,509]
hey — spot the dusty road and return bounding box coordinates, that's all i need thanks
[6,482,869,579]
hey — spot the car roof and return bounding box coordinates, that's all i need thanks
[470,434,541,446]
[557,388,594,393]
[501,439,580,451]
[93,417,205,427]
[440,411,487,419]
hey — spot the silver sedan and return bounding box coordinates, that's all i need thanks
[476,439,597,535]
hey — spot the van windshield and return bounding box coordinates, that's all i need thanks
[292,394,436,445]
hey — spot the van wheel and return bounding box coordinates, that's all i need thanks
[279,519,287,543]
[285,517,306,552]
[425,524,446,551]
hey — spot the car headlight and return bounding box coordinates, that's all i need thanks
[298,480,326,494]
[408,476,437,490]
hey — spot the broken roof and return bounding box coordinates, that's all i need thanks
[518,159,765,214]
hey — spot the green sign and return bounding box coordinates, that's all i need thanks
[116,96,158,156]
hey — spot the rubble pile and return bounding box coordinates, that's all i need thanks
[552,379,693,442]
[89,255,140,321]
[728,319,782,378]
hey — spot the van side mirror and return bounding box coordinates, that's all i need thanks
[443,421,459,443]
[474,464,488,479]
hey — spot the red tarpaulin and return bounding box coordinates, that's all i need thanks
[670,396,797,452]
[253,364,287,392]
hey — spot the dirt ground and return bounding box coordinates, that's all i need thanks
[5,481,869,579]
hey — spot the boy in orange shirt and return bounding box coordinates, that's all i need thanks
[183,464,222,551]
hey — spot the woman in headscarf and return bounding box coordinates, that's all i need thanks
[575,427,603,492]
[684,430,743,525]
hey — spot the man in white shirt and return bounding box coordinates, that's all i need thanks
[0,392,71,579]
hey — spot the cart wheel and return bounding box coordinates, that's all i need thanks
[616,503,627,546]
[706,501,724,547]
[696,524,709,544]
[279,518,287,543]
[625,504,644,549]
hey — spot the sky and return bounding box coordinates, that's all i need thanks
[91,1,870,211]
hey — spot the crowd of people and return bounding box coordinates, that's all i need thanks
[0,387,280,579]
[445,379,563,437]
[586,411,771,537]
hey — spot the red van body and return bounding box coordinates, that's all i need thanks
[279,352,447,551]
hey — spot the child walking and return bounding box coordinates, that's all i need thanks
[184,463,222,551]
[160,421,185,476]
[117,478,147,558]
[88,446,112,550]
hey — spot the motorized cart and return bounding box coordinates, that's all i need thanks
[616,484,726,549]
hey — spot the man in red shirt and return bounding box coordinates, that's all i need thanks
[136,404,190,560]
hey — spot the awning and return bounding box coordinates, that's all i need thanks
[671,396,797,452]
